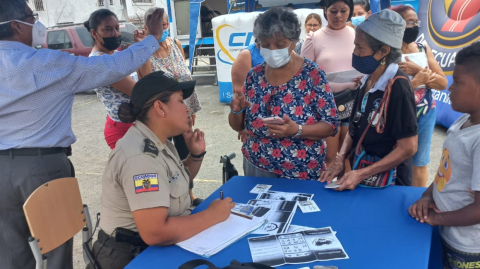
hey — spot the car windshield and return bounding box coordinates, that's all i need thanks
[119,23,137,44]
[75,27,93,47]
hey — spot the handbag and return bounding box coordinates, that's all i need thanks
[179,259,275,269]
[352,76,409,188]
[333,89,356,120]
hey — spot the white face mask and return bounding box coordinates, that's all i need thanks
[0,20,47,47]
[260,43,292,68]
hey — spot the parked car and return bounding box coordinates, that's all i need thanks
[39,21,138,57]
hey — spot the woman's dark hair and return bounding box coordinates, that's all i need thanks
[353,0,370,12]
[324,0,354,22]
[318,0,327,8]
[118,91,175,123]
[304,13,322,27]
[389,4,415,17]
[356,27,402,65]
[254,7,301,42]
[83,9,118,32]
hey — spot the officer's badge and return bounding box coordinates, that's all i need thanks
[143,139,159,157]
[168,171,180,184]
[134,174,159,194]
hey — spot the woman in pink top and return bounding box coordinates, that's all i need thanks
[301,0,356,169]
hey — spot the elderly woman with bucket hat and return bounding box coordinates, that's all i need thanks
[320,9,418,191]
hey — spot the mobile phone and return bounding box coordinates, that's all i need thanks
[261,116,284,125]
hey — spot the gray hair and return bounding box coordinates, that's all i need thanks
[254,7,301,42]
[0,0,28,40]
[144,7,168,26]
[357,28,402,65]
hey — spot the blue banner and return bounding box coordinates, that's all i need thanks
[189,0,203,71]
[416,0,480,127]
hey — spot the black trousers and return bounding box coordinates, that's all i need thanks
[87,230,133,269]
[0,151,74,269]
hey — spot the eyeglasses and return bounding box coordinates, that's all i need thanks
[306,24,320,28]
[24,12,39,22]
[406,20,421,27]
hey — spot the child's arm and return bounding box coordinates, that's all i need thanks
[425,191,480,227]
[409,184,440,223]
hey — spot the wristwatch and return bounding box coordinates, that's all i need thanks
[293,124,303,138]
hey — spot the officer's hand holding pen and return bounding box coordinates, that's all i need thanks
[208,194,235,223]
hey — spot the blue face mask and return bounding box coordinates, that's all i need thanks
[159,29,169,43]
[352,53,380,74]
[351,16,366,27]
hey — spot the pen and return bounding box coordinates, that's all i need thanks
[220,190,224,200]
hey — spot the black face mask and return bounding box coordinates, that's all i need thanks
[403,26,419,44]
[97,34,122,51]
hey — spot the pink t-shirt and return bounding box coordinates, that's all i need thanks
[301,26,355,73]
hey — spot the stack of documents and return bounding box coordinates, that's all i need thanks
[248,227,349,267]
[176,214,265,257]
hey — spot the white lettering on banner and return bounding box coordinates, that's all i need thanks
[431,49,457,69]
[222,91,233,99]
[432,90,452,105]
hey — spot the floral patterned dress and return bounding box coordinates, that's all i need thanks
[241,59,338,180]
[89,51,138,122]
[150,37,201,116]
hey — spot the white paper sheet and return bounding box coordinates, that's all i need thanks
[177,214,265,257]
[247,199,298,235]
[255,190,314,201]
[248,227,349,267]
[326,70,363,84]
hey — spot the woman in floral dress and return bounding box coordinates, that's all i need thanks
[229,7,338,180]
[144,8,203,204]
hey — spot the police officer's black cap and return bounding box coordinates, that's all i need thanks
[130,71,195,111]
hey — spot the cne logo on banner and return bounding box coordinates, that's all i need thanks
[417,0,480,75]
[215,24,255,65]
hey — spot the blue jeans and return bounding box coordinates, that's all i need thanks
[413,107,436,167]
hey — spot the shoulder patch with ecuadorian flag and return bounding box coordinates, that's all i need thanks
[134,173,159,194]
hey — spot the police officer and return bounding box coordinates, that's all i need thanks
[89,71,235,269]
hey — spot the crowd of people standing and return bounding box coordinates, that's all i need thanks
[228,3,480,269]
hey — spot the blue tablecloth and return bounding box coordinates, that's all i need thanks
[126,176,434,269]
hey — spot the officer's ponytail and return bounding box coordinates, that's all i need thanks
[118,102,137,123]
[118,91,176,124]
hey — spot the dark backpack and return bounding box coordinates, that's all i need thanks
[179,259,274,269]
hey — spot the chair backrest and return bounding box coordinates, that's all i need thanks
[23,177,86,254]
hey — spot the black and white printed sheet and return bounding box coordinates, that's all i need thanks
[248,227,348,267]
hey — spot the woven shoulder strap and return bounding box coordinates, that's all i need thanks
[355,76,410,154]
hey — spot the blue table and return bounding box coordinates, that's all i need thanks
[126,176,434,269]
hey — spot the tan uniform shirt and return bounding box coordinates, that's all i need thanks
[100,121,192,235]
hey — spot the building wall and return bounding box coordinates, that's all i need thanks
[29,0,166,28]
[125,0,167,28]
